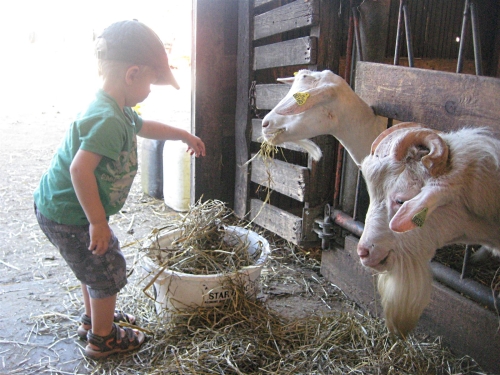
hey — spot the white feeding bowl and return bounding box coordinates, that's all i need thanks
[141,225,270,314]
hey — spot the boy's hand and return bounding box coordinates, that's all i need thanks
[186,135,206,157]
[89,221,112,255]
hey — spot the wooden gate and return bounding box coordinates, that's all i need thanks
[234,0,342,246]
[232,0,500,372]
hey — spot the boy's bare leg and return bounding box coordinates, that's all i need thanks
[81,283,91,318]
[89,294,117,336]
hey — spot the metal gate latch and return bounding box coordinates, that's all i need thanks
[314,204,334,250]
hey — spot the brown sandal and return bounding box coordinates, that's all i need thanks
[85,323,145,359]
[77,310,136,340]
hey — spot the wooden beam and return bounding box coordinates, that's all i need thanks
[355,62,500,137]
[254,37,317,70]
[313,0,342,73]
[255,84,289,110]
[234,0,253,218]
[250,154,309,202]
[254,0,319,40]
[250,198,303,244]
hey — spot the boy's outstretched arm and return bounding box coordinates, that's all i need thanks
[70,149,111,256]
[138,120,206,157]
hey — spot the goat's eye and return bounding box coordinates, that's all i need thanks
[395,198,405,205]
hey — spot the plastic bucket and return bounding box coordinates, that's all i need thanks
[141,226,270,314]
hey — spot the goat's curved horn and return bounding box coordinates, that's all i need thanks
[370,122,423,155]
[392,129,449,177]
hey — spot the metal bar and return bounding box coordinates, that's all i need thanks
[329,212,500,312]
[333,146,344,209]
[331,209,364,237]
[402,3,414,67]
[350,33,357,85]
[353,7,363,62]
[461,245,472,279]
[394,0,404,65]
[431,261,500,312]
[344,1,355,84]
[352,169,362,222]
[469,2,483,76]
[456,0,470,73]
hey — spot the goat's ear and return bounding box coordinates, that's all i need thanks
[389,186,449,232]
[277,77,295,85]
[274,84,336,116]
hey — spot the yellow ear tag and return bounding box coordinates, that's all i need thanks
[293,92,310,106]
[293,71,298,76]
[411,207,428,228]
[132,104,142,115]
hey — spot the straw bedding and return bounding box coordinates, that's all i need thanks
[28,199,485,374]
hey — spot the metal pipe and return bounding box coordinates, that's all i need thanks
[352,169,362,222]
[353,7,363,62]
[403,4,414,67]
[333,146,345,209]
[457,0,470,73]
[394,0,404,65]
[344,0,355,83]
[469,2,483,75]
[329,212,500,313]
[431,261,499,312]
[331,209,364,237]
[461,245,472,279]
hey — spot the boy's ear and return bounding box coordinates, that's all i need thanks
[125,65,141,84]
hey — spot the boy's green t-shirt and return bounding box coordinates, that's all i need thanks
[34,89,143,226]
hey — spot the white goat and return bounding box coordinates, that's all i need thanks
[262,70,500,336]
[359,123,500,335]
[261,69,386,166]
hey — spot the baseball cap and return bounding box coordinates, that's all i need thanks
[95,20,180,89]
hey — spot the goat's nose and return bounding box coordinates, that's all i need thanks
[357,245,370,259]
[262,119,269,128]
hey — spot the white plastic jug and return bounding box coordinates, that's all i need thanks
[163,140,191,212]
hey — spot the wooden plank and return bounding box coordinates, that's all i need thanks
[193,0,238,206]
[255,84,290,110]
[254,0,274,7]
[301,205,323,246]
[312,0,341,72]
[254,0,319,40]
[355,62,500,137]
[254,37,317,70]
[421,282,500,374]
[322,235,500,374]
[234,0,253,218]
[250,153,309,202]
[250,198,302,244]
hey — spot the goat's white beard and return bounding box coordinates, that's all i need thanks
[293,139,322,161]
[377,253,432,337]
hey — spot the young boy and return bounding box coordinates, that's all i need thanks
[34,20,205,359]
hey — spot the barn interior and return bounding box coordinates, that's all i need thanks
[192,0,500,372]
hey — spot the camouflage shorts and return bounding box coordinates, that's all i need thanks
[34,204,127,299]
